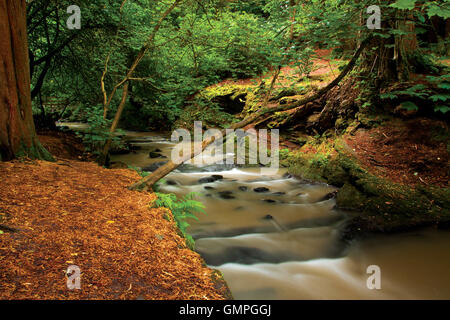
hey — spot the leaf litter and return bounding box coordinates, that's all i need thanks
[0,160,229,300]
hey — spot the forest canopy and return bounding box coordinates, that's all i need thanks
[26,0,448,130]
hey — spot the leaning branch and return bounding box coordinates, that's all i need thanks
[100,0,183,165]
[128,36,371,191]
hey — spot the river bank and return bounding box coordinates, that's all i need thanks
[3,126,450,299]
[285,117,450,239]
[0,133,231,299]
[192,58,449,239]
[106,126,450,299]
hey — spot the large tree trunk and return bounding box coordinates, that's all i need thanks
[0,0,52,161]
[361,10,417,85]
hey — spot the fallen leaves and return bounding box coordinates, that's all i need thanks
[0,160,227,300]
[344,118,449,187]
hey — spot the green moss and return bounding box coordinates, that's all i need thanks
[287,137,450,235]
[201,84,250,101]
[15,139,54,162]
[336,183,367,209]
[210,269,234,300]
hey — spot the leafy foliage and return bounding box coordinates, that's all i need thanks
[380,73,450,113]
[153,192,206,249]
[72,105,124,155]
[26,0,450,132]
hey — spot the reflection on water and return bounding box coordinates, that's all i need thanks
[60,123,450,299]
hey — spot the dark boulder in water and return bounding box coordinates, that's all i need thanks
[149,151,164,158]
[142,161,168,172]
[130,145,142,151]
[218,191,235,199]
[262,199,277,203]
[198,177,216,184]
[238,186,248,192]
[204,186,215,190]
[254,187,270,193]
[318,190,338,202]
[166,180,178,186]
[198,175,224,184]
[110,144,132,155]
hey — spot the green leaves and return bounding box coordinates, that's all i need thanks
[390,0,417,10]
[429,94,450,102]
[426,3,450,19]
[380,76,450,115]
[438,83,450,90]
[434,105,450,113]
[390,0,450,19]
[153,192,206,249]
[400,101,418,111]
[380,92,398,100]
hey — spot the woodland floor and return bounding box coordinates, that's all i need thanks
[0,133,229,300]
[344,118,449,188]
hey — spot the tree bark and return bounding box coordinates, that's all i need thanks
[128,36,371,191]
[0,0,52,161]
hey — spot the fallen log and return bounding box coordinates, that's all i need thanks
[128,37,371,191]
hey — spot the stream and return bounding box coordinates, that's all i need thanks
[61,123,450,299]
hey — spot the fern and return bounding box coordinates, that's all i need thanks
[153,192,206,249]
[127,165,150,178]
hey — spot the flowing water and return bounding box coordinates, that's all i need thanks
[60,124,450,299]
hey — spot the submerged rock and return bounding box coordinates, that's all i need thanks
[198,177,216,184]
[142,161,168,172]
[319,190,338,202]
[149,151,164,158]
[238,186,248,191]
[262,199,277,203]
[218,191,235,200]
[198,175,224,184]
[166,179,178,186]
[110,144,132,155]
[254,187,270,193]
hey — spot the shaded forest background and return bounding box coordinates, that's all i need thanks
[0,0,448,166]
[27,0,449,132]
